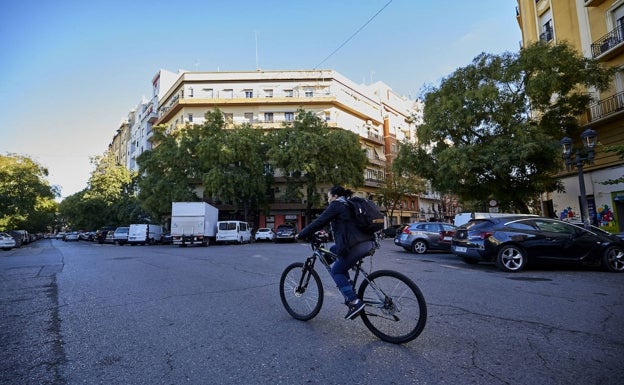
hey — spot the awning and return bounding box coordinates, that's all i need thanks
[374,147,386,161]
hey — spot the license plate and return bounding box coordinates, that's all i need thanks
[454,246,467,253]
[443,236,452,241]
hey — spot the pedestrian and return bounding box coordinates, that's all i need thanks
[296,185,375,319]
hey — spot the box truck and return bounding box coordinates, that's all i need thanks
[127,224,163,245]
[171,202,218,246]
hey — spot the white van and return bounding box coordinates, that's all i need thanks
[216,221,252,244]
[127,224,163,245]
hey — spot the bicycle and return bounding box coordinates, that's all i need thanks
[279,233,427,344]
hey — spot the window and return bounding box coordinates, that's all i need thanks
[223,89,233,98]
[539,10,553,42]
[264,112,274,122]
[203,88,214,98]
[264,89,273,98]
[285,112,294,121]
[245,89,253,98]
[304,88,313,97]
[244,112,253,122]
[507,221,536,231]
[188,87,194,97]
[540,20,553,42]
[187,114,193,122]
[285,89,293,97]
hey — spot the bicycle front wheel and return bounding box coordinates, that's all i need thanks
[279,262,324,321]
[358,270,427,344]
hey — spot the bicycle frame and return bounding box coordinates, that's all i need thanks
[302,238,382,299]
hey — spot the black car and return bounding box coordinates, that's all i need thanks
[383,224,407,238]
[451,216,624,272]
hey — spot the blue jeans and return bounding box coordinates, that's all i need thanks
[330,241,374,302]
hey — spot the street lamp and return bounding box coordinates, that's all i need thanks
[560,128,598,227]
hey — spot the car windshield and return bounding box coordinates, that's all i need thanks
[463,220,493,230]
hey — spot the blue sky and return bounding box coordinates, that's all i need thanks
[0,0,521,199]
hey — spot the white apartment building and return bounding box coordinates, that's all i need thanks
[120,69,180,172]
[121,69,428,228]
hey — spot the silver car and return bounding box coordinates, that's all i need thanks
[0,232,17,250]
[394,222,457,254]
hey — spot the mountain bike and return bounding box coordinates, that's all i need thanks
[279,233,427,344]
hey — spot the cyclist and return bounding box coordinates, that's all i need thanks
[296,185,375,319]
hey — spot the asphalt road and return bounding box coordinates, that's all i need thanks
[1,238,623,385]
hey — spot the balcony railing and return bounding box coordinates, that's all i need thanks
[366,131,384,144]
[588,91,624,122]
[591,27,624,58]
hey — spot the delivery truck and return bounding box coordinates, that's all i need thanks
[171,202,218,246]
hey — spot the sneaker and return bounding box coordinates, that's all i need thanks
[344,298,365,320]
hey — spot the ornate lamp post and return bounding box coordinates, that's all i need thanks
[560,128,598,227]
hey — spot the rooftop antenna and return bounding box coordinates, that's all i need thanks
[255,30,259,70]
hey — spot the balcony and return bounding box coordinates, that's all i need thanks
[587,91,624,123]
[365,131,384,144]
[364,178,385,188]
[591,27,624,60]
[147,112,159,124]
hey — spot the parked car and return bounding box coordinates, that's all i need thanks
[275,224,297,243]
[254,228,275,242]
[383,224,408,238]
[104,231,115,244]
[0,232,17,250]
[6,230,23,247]
[160,233,173,245]
[113,227,130,246]
[64,232,80,241]
[79,231,95,241]
[394,222,457,254]
[451,216,624,273]
[95,227,116,244]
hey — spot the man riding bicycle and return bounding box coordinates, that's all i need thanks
[296,186,375,320]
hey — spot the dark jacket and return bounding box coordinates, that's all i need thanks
[298,197,373,256]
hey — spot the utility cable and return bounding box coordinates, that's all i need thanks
[314,0,393,69]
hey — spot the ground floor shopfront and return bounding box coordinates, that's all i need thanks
[549,165,624,233]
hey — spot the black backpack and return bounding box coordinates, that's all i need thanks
[347,196,384,234]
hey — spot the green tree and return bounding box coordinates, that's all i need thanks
[200,121,271,220]
[267,109,367,223]
[138,109,273,222]
[396,42,614,213]
[137,123,200,222]
[59,152,146,229]
[0,154,58,231]
[375,166,426,224]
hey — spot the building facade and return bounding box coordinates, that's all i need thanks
[150,69,424,229]
[517,0,624,231]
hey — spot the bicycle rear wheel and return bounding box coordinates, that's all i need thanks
[358,270,427,344]
[279,262,324,321]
